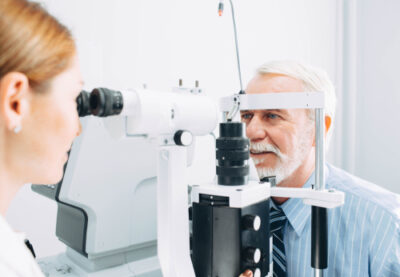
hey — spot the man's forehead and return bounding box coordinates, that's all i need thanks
[246,73,304,94]
[240,109,289,115]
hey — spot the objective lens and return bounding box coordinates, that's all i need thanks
[90,88,124,117]
[76,90,91,117]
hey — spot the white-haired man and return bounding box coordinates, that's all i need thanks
[239,61,400,277]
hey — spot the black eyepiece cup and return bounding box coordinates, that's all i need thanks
[76,90,92,117]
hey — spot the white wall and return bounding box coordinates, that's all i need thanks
[6,0,339,258]
[354,0,400,193]
[336,0,400,193]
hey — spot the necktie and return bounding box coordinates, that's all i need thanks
[270,204,287,277]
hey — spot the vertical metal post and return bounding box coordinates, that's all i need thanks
[313,108,327,277]
[315,109,325,190]
[315,270,324,277]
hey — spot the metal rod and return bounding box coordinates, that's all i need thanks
[314,269,324,277]
[315,108,325,190]
[228,0,244,93]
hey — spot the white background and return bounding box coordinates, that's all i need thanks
[6,0,399,259]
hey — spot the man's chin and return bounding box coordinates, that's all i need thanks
[256,165,287,185]
[255,162,278,171]
[256,166,278,178]
[251,153,277,163]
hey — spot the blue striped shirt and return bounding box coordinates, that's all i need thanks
[278,163,400,276]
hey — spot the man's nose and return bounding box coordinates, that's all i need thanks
[246,116,266,142]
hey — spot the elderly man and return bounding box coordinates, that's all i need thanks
[239,61,400,277]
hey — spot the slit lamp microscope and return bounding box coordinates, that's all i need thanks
[33,85,344,277]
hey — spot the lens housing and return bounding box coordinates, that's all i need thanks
[90,88,124,117]
[216,122,250,186]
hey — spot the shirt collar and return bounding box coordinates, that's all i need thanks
[276,164,330,237]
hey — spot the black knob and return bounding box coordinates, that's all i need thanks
[243,247,261,264]
[242,215,261,231]
[174,130,193,146]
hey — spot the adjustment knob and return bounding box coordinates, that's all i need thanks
[242,215,261,231]
[243,247,261,264]
[174,130,193,146]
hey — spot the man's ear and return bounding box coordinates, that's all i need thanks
[312,115,332,147]
[325,115,332,136]
[0,72,31,131]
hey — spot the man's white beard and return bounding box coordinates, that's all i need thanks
[250,126,313,186]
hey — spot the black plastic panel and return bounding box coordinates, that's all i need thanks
[56,202,88,256]
[192,202,241,277]
[192,198,270,277]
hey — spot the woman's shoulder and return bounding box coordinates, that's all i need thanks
[0,215,44,277]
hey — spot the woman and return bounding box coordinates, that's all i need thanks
[0,0,82,275]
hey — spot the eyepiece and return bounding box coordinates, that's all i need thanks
[90,88,124,117]
[76,90,92,117]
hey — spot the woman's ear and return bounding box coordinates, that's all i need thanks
[0,72,30,132]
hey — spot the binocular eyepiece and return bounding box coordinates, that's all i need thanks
[77,88,124,117]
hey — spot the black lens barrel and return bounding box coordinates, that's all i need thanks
[76,88,124,117]
[90,88,123,117]
[216,122,250,186]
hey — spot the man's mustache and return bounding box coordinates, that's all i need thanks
[250,142,279,155]
[250,142,286,164]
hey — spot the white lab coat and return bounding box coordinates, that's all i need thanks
[0,215,44,277]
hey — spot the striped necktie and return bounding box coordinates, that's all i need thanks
[270,204,287,277]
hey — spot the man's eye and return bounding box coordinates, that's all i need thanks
[241,113,253,120]
[266,113,279,119]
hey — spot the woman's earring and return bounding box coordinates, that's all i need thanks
[13,125,22,134]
